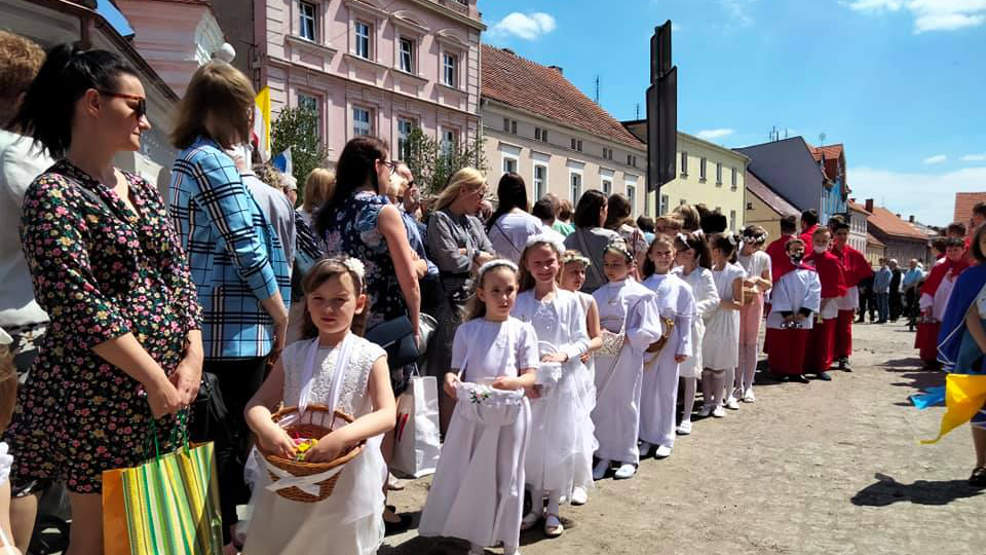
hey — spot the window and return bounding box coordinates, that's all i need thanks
[352,106,371,136]
[731,167,738,189]
[601,178,611,195]
[299,1,317,41]
[627,154,637,167]
[679,198,687,206]
[660,194,669,216]
[442,52,457,87]
[700,158,707,181]
[399,37,414,72]
[298,94,317,112]
[442,128,458,155]
[511,120,517,134]
[534,165,547,199]
[503,118,510,132]
[397,117,414,160]
[680,151,688,177]
[355,20,370,59]
[626,184,636,215]
[570,172,582,202]
[716,162,723,186]
[502,156,517,174]
[602,147,613,160]
[571,138,576,150]
[730,209,737,231]
[570,138,582,152]
[534,127,548,143]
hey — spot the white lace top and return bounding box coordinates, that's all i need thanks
[281,335,386,418]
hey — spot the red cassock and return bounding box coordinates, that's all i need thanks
[799,224,819,249]
[803,250,848,372]
[766,266,821,376]
[830,243,873,360]
[765,234,797,284]
[915,257,970,362]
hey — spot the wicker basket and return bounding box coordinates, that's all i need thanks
[259,404,364,502]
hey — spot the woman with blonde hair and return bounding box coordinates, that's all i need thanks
[169,61,290,552]
[426,167,496,432]
[300,167,334,227]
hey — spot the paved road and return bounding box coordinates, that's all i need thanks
[383,322,986,554]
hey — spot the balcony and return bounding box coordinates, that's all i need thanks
[434,0,469,15]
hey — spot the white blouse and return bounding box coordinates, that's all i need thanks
[512,288,589,362]
[451,317,540,383]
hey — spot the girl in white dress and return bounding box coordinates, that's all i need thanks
[242,257,396,555]
[513,236,591,537]
[640,235,695,458]
[736,226,772,403]
[591,240,664,480]
[672,232,719,435]
[419,260,538,555]
[558,250,603,506]
[700,234,747,418]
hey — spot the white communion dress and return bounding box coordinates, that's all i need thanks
[703,262,747,370]
[418,317,539,550]
[673,266,719,379]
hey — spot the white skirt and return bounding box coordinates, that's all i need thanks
[242,436,386,555]
[526,364,596,499]
[678,320,705,379]
[702,309,740,370]
[419,386,531,549]
[591,346,644,464]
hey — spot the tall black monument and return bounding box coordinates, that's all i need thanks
[646,21,677,202]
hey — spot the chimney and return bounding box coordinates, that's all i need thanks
[896,213,901,219]
[865,198,874,212]
[502,48,515,55]
[909,215,915,223]
[548,65,563,75]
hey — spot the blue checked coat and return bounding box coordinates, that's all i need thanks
[168,137,291,359]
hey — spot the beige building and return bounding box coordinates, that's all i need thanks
[744,170,798,240]
[623,123,749,231]
[481,46,649,217]
[847,200,870,254]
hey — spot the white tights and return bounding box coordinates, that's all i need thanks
[701,369,726,408]
[723,366,736,402]
[736,342,758,395]
[680,377,697,421]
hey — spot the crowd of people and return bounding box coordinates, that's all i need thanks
[1,34,985,555]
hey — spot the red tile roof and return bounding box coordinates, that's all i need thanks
[745,170,798,217]
[808,143,847,193]
[953,192,986,225]
[848,200,870,215]
[866,233,885,247]
[867,205,927,241]
[481,45,644,149]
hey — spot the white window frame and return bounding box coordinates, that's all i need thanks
[502,155,518,175]
[442,51,458,88]
[601,178,612,196]
[441,127,459,156]
[533,164,547,200]
[570,171,583,203]
[397,117,415,160]
[299,1,318,41]
[398,36,414,73]
[352,105,372,137]
[354,20,371,59]
[660,194,669,216]
[716,162,723,186]
[680,151,688,177]
[626,183,637,217]
[700,158,707,181]
[731,167,738,189]
[297,92,323,141]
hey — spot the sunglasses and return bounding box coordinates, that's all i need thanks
[98,90,147,120]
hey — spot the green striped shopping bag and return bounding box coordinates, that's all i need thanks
[102,419,223,555]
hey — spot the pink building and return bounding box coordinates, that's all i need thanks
[212,0,485,164]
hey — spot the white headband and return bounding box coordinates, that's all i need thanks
[340,257,366,282]
[477,259,518,281]
[525,233,566,256]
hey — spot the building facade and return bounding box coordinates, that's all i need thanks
[864,199,929,266]
[744,170,798,241]
[847,200,869,254]
[810,143,849,224]
[735,137,832,224]
[481,46,649,217]
[212,0,484,165]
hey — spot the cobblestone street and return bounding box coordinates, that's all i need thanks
[384,322,986,554]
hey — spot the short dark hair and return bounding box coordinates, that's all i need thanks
[531,198,555,221]
[700,211,727,234]
[13,44,138,159]
[947,222,967,237]
[828,215,850,232]
[801,209,818,227]
[780,215,798,234]
[636,215,655,233]
[785,237,806,252]
[709,232,737,258]
[573,189,607,229]
[944,237,965,249]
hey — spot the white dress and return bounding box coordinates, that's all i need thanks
[703,263,747,370]
[640,274,695,448]
[488,211,544,264]
[512,289,593,499]
[591,279,663,464]
[419,317,539,549]
[673,266,719,378]
[243,336,388,555]
[572,291,598,489]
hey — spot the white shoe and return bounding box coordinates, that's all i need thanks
[712,405,726,418]
[654,444,672,458]
[570,486,588,506]
[725,397,740,410]
[638,441,653,458]
[544,514,564,537]
[520,511,540,531]
[742,388,756,403]
[676,420,692,435]
[613,463,637,480]
[697,404,714,418]
[592,459,610,480]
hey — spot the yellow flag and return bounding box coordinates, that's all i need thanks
[253,86,272,161]
[921,373,986,444]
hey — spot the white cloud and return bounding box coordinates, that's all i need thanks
[962,153,986,162]
[720,0,757,26]
[845,0,986,32]
[852,166,986,224]
[696,128,735,140]
[489,12,557,41]
[923,154,948,164]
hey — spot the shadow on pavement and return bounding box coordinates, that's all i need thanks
[851,473,984,507]
[879,357,923,372]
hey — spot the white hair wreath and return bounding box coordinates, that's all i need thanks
[477,259,519,281]
[341,257,366,281]
[525,233,566,256]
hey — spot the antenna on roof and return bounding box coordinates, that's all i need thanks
[819,132,827,145]
[595,75,600,104]
[784,128,789,139]
[636,103,640,119]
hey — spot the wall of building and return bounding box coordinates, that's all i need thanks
[744,193,782,241]
[874,235,927,267]
[736,138,825,218]
[848,207,868,254]
[482,102,648,218]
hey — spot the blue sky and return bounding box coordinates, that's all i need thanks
[482,0,986,225]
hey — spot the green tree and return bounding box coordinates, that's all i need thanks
[403,127,486,196]
[271,106,329,202]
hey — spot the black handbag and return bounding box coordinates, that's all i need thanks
[365,316,419,369]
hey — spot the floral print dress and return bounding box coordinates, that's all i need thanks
[321,190,407,329]
[3,161,201,493]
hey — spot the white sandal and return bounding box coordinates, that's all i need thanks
[544,513,564,537]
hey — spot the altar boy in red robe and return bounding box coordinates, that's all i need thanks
[829,216,874,371]
[766,238,822,383]
[804,227,847,380]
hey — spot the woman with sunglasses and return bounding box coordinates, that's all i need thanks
[4,45,203,554]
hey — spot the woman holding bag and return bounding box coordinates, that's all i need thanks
[4,45,202,554]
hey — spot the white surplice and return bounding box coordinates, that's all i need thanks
[673,266,720,378]
[590,279,663,465]
[512,288,593,499]
[419,317,539,550]
[703,263,747,370]
[766,269,822,330]
[640,273,695,448]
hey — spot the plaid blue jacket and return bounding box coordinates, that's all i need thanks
[168,137,291,359]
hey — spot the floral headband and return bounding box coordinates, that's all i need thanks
[724,232,739,247]
[477,259,518,281]
[525,233,566,256]
[0,328,10,346]
[561,251,591,267]
[605,238,634,263]
[742,228,769,245]
[341,257,366,281]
